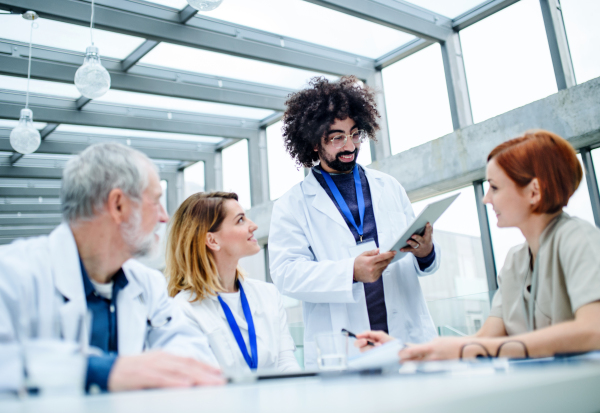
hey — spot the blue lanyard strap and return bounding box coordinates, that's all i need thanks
[217,282,258,369]
[321,165,365,239]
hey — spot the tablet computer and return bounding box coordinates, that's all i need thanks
[385,193,460,263]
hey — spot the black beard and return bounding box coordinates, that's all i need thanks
[318,147,359,173]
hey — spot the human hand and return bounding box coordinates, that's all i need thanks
[353,249,396,283]
[398,337,477,361]
[108,351,225,392]
[354,330,395,352]
[400,223,433,258]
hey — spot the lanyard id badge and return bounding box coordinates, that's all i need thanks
[217,281,258,370]
[321,165,366,241]
[348,238,377,258]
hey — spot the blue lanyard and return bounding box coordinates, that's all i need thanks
[321,165,365,241]
[217,281,258,369]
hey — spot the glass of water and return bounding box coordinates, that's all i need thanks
[23,339,87,396]
[316,332,348,371]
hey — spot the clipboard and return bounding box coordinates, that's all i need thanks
[385,193,460,263]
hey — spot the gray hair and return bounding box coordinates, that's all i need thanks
[61,142,158,222]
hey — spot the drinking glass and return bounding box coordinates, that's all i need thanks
[315,332,348,371]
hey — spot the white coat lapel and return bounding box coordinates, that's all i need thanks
[117,270,147,356]
[303,170,352,231]
[49,224,88,340]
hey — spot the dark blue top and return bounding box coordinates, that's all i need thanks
[313,165,435,333]
[80,258,128,392]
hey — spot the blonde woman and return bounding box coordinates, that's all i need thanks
[166,192,299,374]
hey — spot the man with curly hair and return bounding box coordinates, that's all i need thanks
[268,76,441,368]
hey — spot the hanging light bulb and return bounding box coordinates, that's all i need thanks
[186,0,224,12]
[74,0,110,99]
[74,46,110,99]
[10,108,41,155]
[10,11,41,155]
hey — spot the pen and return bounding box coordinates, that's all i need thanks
[341,328,375,346]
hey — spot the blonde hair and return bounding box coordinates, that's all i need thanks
[166,191,244,301]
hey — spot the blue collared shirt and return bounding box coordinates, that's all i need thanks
[80,257,128,392]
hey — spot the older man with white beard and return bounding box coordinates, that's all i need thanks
[0,143,224,393]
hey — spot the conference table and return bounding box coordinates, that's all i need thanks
[2,358,600,413]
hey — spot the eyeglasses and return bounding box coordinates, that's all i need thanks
[326,130,367,149]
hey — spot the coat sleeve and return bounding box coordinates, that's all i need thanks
[268,196,361,304]
[144,271,218,366]
[273,286,300,372]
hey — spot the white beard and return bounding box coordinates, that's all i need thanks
[120,207,159,259]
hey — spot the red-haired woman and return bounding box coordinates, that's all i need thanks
[355,130,600,360]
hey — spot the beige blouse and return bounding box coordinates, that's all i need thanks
[489,213,600,335]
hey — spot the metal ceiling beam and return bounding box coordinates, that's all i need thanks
[0,48,291,111]
[178,5,198,24]
[539,0,576,90]
[303,0,452,42]
[452,0,521,31]
[441,32,473,130]
[0,227,55,237]
[0,216,63,226]
[121,39,159,72]
[0,0,375,78]
[0,203,61,212]
[375,38,434,69]
[0,100,260,140]
[0,167,65,179]
[0,139,216,163]
[0,188,61,197]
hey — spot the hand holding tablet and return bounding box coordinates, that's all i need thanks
[384,193,460,263]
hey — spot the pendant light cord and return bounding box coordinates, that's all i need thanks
[25,19,33,110]
[90,0,95,46]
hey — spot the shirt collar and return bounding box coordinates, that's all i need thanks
[79,256,129,299]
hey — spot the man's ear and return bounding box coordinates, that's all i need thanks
[528,178,542,208]
[206,232,221,252]
[106,188,129,224]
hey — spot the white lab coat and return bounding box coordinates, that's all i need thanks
[268,167,440,368]
[0,224,218,370]
[174,278,299,375]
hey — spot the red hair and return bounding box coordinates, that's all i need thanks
[487,130,582,214]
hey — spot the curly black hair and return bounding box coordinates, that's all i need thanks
[282,76,380,168]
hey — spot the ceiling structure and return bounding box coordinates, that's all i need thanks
[0,0,574,246]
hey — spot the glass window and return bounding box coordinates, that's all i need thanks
[357,138,372,166]
[485,154,594,271]
[382,44,453,155]
[140,43,337,90]
[95,89,274,120]
[0,75,80,99]
[403,0,488,18]
[563,154,595,225]
[266,121,304,201]
[55,124,224,144]
[411,185,489,336]
[460,0,557,123]
[222,139,251,209]
[561,0,600,84]
[0,15,145,59]
[195,0,414,59]
[411,186,488,301]
[183,161,205,199]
